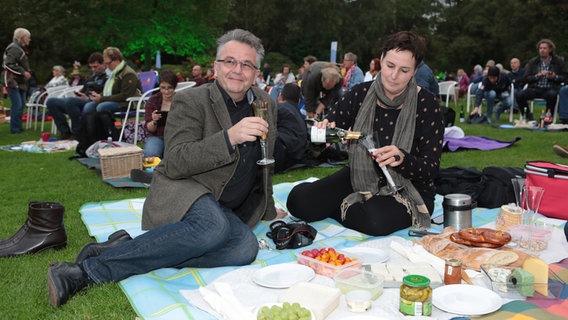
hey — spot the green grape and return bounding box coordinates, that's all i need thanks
[256,303,312,320]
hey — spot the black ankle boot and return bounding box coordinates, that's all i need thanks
[0,202,67,257]
[75,229,132,264]
[48,262,92,307]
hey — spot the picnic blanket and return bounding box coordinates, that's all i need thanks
[0,139,78,153]
[443,135,522,152]
[79,179,568,320]
[75,157,150,188]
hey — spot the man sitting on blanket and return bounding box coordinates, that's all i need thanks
[47,29,286,307]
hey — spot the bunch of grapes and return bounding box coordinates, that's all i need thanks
[257,302,311,320]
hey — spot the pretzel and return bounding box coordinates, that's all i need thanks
[449,232,503,248]
[458,228,511,245]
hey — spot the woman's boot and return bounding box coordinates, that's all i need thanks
[0,202,67,257]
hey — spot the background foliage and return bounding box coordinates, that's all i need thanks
[0,0,567,84]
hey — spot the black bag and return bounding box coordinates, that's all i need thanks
[467,113,489,124]
[266,220,317,250]
[441,106,456,127]
[435,166,487,201]
[75,111,119,157]
[477,166,525,208]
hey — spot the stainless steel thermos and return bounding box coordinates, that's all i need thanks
[443,194,476,231]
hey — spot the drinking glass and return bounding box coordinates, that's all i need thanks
[524,186,544,225]
[253,101,275,165]
[511,177,525,210]
[359,133,403,195]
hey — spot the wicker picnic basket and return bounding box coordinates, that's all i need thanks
[98,146,143,179]
[0,100,7,124]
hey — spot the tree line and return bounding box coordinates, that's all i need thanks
[1,0,566,83]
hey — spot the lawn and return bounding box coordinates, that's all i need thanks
[0,102,566,319]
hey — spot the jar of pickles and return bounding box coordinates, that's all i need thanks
[400,275,432,316]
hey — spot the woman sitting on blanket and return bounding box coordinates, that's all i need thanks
[287,31,445,236]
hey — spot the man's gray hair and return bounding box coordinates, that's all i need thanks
[13,28,31,42]
[216,29,265,68]
[344,52,358,64]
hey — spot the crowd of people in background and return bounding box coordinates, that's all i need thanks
[2,26,567,166]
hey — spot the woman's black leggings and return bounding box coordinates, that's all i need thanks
[287,166,415,236]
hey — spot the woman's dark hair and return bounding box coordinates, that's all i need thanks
[381,31,427,68]
[159,70,178,88]
[371,58,381,72]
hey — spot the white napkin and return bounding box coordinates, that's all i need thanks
[390,241,445,276]
[199,282,254,320]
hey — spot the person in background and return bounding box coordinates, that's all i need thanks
[142,70,178,158]
[269,63,296,101]
[414,60,439,95]
[364,58,381,82]
[274,83,308,173]
[44,65,67,89]
[508,57,525,110]
[342,52,364,91]
[287,31,444,236]
[262,62,272,83]
[46,52,107,140]
[83,47,141,114]
[471,66,512,122]
[1,27,32,134]
[301,61,342,119]
[517,39,565,121]
[191,65,206,87]
[205,67,216,83]
[47,28,285,308]
[68,69,84,87]
[456,68,470,98]
[557,85,568,124]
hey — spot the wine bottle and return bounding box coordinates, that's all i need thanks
[539,110,545,128]
[306,120,362,143]
[459,105,465,123]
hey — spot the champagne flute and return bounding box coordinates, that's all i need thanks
[253,101,275,165]
[359,133,403,195]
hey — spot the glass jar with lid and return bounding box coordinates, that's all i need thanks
[399,274,432,316]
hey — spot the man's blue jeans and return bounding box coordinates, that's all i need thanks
[559,86,568,121]
[84,100,120,113]
[82,194,259,283]
[7,87,26,133]
[46,97,88,134]
[144,136,164,158]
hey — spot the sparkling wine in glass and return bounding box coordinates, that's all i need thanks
[253,101,275,165]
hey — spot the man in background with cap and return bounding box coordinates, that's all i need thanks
[470,66,511,123]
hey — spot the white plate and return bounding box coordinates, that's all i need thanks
[342,247,390,264]
[433,284,503,316]
[252,264,315,289]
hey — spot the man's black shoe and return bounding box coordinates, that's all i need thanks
[75,229,132,264]
[47,262,92,307]
[130,169,153,184]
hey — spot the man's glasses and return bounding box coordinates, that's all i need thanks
[216,58,258,72]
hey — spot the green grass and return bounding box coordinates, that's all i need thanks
[0,101,566,319]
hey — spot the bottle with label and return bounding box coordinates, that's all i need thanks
[306,120,363,143]
[459,105,465,123]
[399,275,432,316]
[539,110,545,128]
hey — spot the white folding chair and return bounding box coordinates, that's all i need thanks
[438,81,458,108]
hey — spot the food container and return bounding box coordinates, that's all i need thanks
[296,249,362,278]
[506,224,552,251]
[334,268,385,300]
[443,193,475,231]
[480,264,564,299]
[399,275,432,316]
